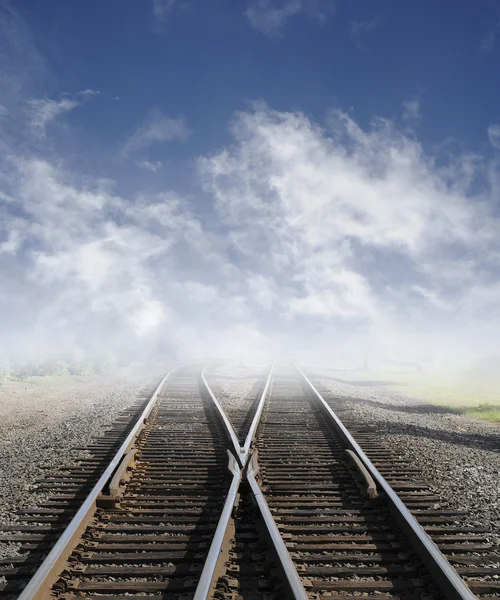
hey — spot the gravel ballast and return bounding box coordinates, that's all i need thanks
[206,363,266,440]
[0,370,161,558]
[308,369,500,537]
[2,363,497,561]
[206,363,499,539]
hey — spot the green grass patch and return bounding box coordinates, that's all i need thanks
[463,405,500,421]
[330,369,500,423]
[384,373,500,423]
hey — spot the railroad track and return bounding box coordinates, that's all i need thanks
[253,364,500,599]
[0,362,498,599]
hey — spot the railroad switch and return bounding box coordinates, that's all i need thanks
[13,365,481,600]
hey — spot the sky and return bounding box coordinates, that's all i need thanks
[1,0,500,368]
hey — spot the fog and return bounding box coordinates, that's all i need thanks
[1,7,499,377]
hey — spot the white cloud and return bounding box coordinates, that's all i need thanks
[3,93,500,367]
[122,109,189,157]
[78,89,101,98]
[0,227,24,255]
[27,90,101,137]
[200,104,500,364]
[0,159,189,353]
[402,98,421,122]
[0,153,274,361]
[137,159,163,172]
[487,124,500,150]
[27,97,80,137]
[246,0,333,37]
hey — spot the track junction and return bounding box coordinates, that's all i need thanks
[0,361,498,599]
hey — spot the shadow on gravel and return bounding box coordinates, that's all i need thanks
[313,385,500,453]
[339,396,459,416]
[358,418,500,453]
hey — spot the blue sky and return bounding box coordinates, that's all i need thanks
[20,0,500,155]
[1,0,500,366]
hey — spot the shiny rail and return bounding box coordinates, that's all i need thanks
[295,363,477,600]
[17,367,178,600]
[14,360,479,600]
[199,362,309,600]
[193,451,242,600]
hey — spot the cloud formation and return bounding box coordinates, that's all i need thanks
[402,98,421,122]
[200,104,500,363]
[2,0,500,371]
[121,109,189,157]
[0,35,500,372]
[27,97,80,137]
[2,95,500,366]
[246,0,333,37]
[137,159,163,172]
[27,90,101,137]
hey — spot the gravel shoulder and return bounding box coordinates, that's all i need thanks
[0,369,161,557]
[308,368,500,537]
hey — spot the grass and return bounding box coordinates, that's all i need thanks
[0,358,115,387]
[18,374,74,385]
[381,372,500,423]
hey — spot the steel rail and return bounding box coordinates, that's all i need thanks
[201,365,243,464]
[200,362,275,466]
[193,451,242,600]
[241,361,275,460]
[18,367,178,600]
[295,363,477,600]
[198,363,308,600]
[247,456,309,600]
